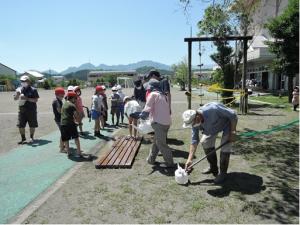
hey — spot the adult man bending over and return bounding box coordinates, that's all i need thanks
[183,102,238,184]
[14,75,39,144]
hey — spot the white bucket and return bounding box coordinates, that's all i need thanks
[175,164,188,185]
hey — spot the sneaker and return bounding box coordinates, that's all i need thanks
[214,173,227,184]
[28,138,35,143]
[18,139,26,144]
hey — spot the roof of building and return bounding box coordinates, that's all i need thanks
[0,63,17,73]
[24,70,44,78]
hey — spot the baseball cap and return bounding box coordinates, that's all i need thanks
[66,91,77,98]
[74,86,80,92]
[182,110,197,128]
[67,85,74,91]
[54,87,65,95]
[95,85,103,92]
[116,85,122,90]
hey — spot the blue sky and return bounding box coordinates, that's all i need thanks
[0,0,216,72]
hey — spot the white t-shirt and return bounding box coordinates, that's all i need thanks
[124,100,141,116]
[91,94,104,111]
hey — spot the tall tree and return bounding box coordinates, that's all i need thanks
[265,0,299,102]
[172,58,188,91]
[198,3,234,103]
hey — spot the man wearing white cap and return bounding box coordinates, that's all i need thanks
[183,102,238,184]
[14,75,39,144]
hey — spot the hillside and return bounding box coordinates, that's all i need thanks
[60,60,171,75]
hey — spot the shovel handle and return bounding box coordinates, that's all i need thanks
[186,141,230,171]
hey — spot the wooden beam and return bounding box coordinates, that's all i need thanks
[184,36,252,42]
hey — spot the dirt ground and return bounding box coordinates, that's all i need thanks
[2,87,298,223]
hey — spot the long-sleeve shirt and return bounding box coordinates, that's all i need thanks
[191,102,237,145]
[143,91,171,126]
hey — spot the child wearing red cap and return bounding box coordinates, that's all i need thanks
[60,91,83,157]
[91,86,105,137]
[74,86,85,135]
[52,87,65,152]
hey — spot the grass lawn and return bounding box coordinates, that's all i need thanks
[250,95,291,108]
[23,89,299,224]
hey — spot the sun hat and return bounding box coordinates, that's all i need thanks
[123,96,131,103]
[111,86,118,91]
[54,87,65,95]
[67,85,74,91]
[147,70,161,79]
[182,110,197,128]
[66,91,77,98]
[148,79,161,92]
[20,75,30,81]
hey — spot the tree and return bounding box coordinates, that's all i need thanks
[43,80,51,90]
[172,58,188,91]
[198,3,234,103]
[265,0,299,102]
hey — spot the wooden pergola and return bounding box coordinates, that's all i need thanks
[184,35,253,114]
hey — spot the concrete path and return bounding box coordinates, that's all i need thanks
[0,119,115,223]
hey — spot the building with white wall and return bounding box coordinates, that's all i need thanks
[246,0,298,91]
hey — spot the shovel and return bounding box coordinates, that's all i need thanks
[175,141,230,185]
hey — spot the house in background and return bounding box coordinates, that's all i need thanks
[0,63,17,77]
[52,76,65,84]
[246,0,298,92]
[0,63,17,91]
[21,70,45,87]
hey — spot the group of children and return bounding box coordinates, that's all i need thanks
[52,84,142,157]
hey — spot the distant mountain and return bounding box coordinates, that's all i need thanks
[42,69,59,75]
[60,60,171,75]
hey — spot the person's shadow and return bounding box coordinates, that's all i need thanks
[189,172,265,197]
[27,139,52,147]
[68,153,98,162]
[148,162,177,176]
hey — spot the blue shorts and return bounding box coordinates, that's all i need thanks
[129,112,141,119]
[91,110,101,120]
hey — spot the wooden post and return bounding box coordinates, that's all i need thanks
[188,41,192,109]
[243,39,248,114]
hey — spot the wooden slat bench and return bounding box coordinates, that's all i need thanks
[95,136,142,169]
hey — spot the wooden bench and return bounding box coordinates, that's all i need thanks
[95,136,142,169]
